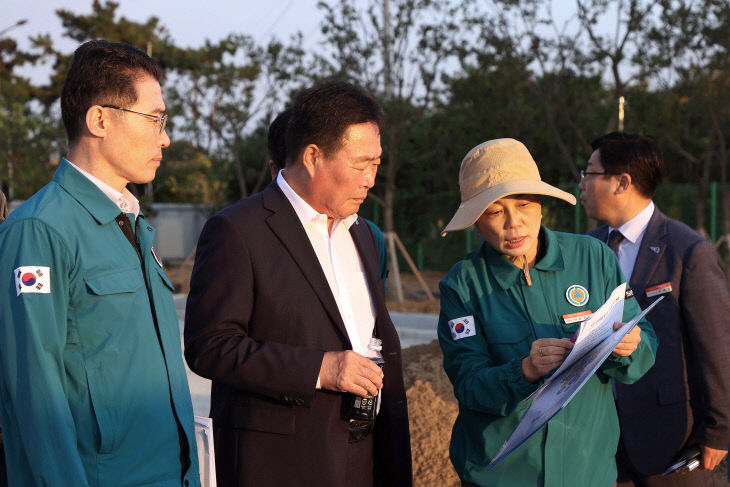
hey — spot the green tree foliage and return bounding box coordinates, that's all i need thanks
[153,140,228,206]
[0,30,62,199]
[165,33,306,199]
[4,0,730,273]
[314,0,463,239]
[1,1,305,204]
[634,0,730,265]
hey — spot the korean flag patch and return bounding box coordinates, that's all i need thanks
[14,266,51,296]
[448,315,476,341]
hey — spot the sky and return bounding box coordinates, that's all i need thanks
[4,0,326,47]
[4,0,620,87]
[4,0,604,55]
[4,0,328,79]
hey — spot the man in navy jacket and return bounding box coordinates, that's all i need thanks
[580,132,730,486]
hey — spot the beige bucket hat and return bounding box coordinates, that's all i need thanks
[441,138,576,236]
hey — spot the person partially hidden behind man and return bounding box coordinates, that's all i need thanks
[0,188,6,487]
[580,131,730,486]
[0,40,200,486]
[184,80,412,487]
[0,189,7,222]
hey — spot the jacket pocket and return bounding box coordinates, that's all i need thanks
[82,268,145,340]
[484,323,531,364]
[230,403,295,435]
[86,365,117,454]
[84,267,143,295]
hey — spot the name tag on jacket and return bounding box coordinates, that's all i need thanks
[645,282,672,298]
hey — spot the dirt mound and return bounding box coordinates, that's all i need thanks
[402,340,460,487]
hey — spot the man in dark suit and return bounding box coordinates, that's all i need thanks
[266,106,389,282]
[579,131,730,486]
[184,81,412,487]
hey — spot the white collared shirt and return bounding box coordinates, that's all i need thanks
[67,159,140,218]
[276,170,376,355]
[608,201,654,282]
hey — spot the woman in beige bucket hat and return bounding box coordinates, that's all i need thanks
[436,138,657,487]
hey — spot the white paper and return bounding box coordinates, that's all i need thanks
[195,415,217,487]
[552,283,626,378]
[487,291,662,470]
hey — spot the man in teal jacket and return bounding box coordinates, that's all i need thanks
[0,40,199,486]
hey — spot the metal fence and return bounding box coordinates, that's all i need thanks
[7,182,727,270]
[359,183,730,272]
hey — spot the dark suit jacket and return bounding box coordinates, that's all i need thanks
[184,181,412,487]
[589,207,730,475]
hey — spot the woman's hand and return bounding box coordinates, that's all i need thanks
[611,322,642,357]
[521,338,574,383]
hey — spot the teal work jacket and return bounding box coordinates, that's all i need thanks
[364,218,388,282]
[0,160,200,487]
[438,227,657,487]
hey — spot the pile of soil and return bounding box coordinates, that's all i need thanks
[402,341,460,487]
[382,272,461,485]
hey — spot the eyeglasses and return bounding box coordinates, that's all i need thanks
[102,105,168,134]
[580,169,616,180]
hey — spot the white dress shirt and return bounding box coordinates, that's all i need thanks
[608,201,654,282]
[276,170,376,355]
[67,159,140,218]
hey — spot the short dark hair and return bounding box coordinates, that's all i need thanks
[285,80,385,165]
[590,132,663,198]
[267,107,292,170]
[61,40,164,144]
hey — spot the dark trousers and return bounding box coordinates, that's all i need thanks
[0,441,7,487]
[462,480,617,486]
[617,469,721,487]
[616,438,723,487]
[345,433,374,487]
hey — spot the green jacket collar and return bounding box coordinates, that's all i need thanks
[482,225,565,290]
[54,158,143,225]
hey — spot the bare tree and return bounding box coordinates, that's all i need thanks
[167,34,306,199]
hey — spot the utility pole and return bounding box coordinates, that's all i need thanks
[618,96,625,131]
[383,0,393,99]
[382,0,404,301]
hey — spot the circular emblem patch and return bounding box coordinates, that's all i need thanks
[566,284,589,307]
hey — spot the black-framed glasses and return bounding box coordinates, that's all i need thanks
[580,169,616,180]
[102,105,168,134]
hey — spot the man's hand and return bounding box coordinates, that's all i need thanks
[611,322,641,357]
[521,338,573,383]
[701,445,727,470]
[319,351,383,396]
